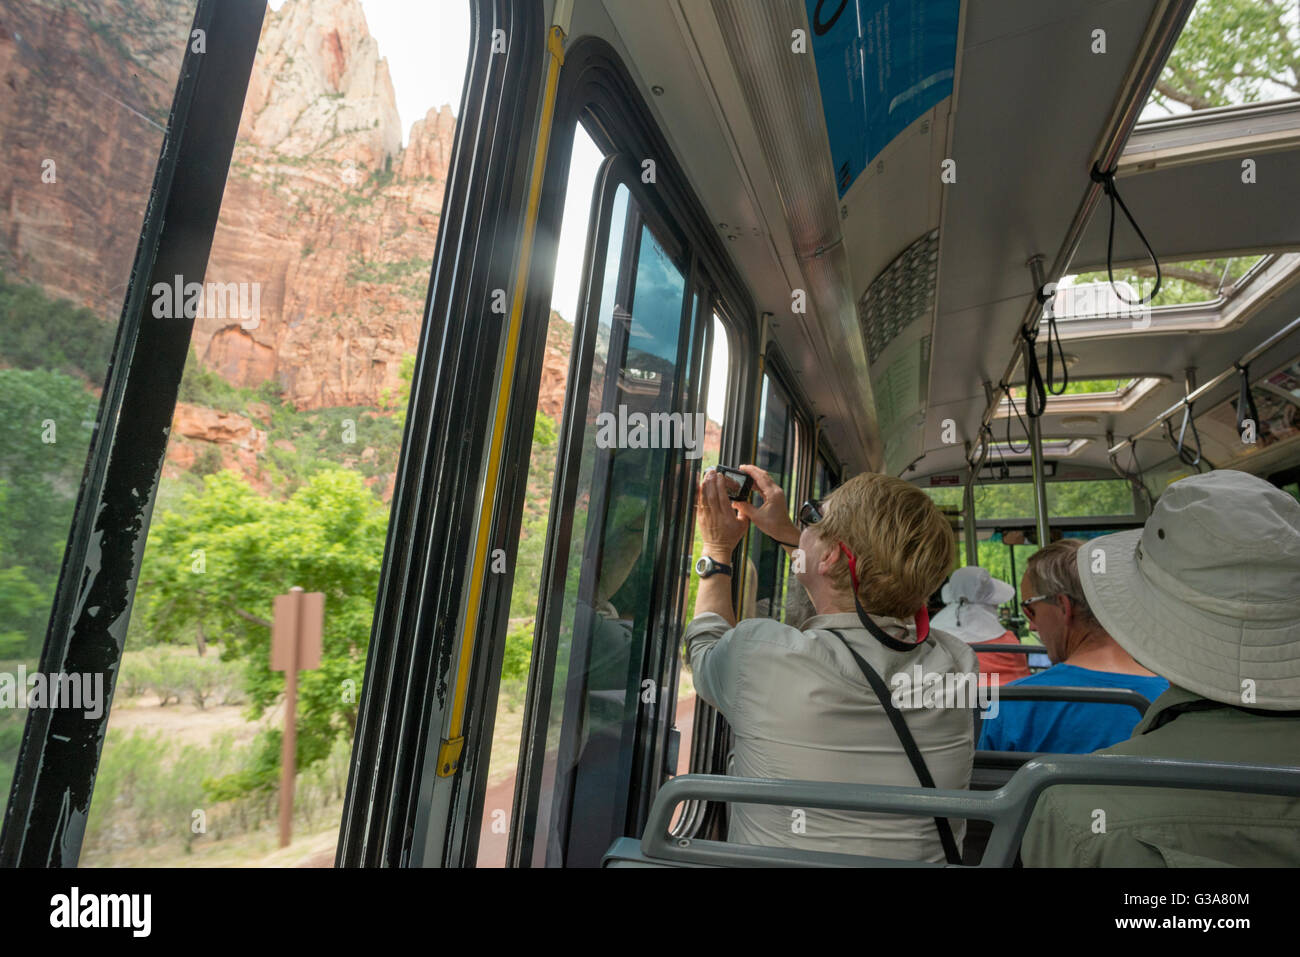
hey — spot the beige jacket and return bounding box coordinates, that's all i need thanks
[684,611,977,862]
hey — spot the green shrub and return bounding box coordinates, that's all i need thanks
[0,271,115,380]
[83,729,255,856]
[191,445,224,477]
[501,619,533,683]
[119,646,244,709]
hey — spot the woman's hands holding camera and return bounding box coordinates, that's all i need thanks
[697,468,749,559]
[734,465,801,548]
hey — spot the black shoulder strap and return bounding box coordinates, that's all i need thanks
[828,629,962,865]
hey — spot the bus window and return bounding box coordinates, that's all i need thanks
[815,454,839,497]
[475,122,604,867]
[0,0,195,825]
[68,0,471,866]
[523,181,699,867]
[746,374,801,621]
[673,315,730,805]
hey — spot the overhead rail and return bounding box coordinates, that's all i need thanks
[966,0,1197,473]
[1107,313,1300,458]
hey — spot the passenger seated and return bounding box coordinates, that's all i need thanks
[931,566,1030,685]
[1023,470,1300,866]
[685,466,976,863]
[978,540,1168,754]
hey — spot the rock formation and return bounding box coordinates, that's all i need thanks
[197,0,455,411]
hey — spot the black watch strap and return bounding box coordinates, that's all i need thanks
[695,557,732,578]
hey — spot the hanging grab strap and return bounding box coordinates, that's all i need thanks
[1163,401,1205,468]
[1021,329,1047,419]
[1236,362,1260,438]
[1091,163,1162,305]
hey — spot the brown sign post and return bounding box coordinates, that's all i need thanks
[270,586,323,848]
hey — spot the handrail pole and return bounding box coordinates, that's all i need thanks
[1025,338,1052,548]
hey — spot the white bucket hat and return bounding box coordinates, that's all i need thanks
[1077,469,1300,710]
[932,566,1016,642]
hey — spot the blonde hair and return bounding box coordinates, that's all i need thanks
[815,473,955,619]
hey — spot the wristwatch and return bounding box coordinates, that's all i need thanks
[694,556,732,579]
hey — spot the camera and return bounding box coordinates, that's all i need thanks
[713,465,753,502]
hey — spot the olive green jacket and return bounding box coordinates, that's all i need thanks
[1021,685,1300,867]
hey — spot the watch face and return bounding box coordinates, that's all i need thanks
[694,556,713,576]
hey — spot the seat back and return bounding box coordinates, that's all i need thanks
[603,755,1300,867]
[969,685,1151,751]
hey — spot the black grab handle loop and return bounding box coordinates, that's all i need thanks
[1091,163,1162,305]
[1236,362,1260,438]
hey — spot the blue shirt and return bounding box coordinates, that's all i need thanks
[977,664,1170,754]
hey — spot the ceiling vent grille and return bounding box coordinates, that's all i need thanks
[858,229,940,364]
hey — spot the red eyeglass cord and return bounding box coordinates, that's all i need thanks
[841,542,930,644]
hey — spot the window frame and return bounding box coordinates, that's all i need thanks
[339,0,549,868]
[502,37,759,866]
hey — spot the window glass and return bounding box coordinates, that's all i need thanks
[475,123,603,867]
[1142,0,1299,118]
[815,455,838,498]
[923,480,1134,518]
[746,375,799,621]
[0,0,196,815]
[1060,257,1266,310]
[527,188,693,867]
[75,0,471,866]
[674,315,730,801]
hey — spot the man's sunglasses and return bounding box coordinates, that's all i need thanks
[1020,594,1055,618]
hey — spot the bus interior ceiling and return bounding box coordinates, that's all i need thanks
[572,0,1300,490]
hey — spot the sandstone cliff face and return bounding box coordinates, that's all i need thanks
[2,0,456,413]
[196,0,455,411]
[237,0,402,169]
[4,0,716,501]
[168,402,270,493]
[0,0,192,318]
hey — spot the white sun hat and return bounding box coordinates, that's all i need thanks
[931,566,1016,642]
[1077,469,1300,710]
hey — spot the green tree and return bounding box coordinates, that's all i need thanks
[1151,0,1299,112]
[136,468,389,790]
[0,368,102,654]
[0,271,115,381]
[379,353,418,429]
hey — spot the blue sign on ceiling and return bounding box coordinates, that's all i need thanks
[806,0,960,197]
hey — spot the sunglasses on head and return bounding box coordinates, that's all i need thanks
[796,499,857,579]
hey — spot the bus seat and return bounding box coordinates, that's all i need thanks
[603,755,1300,867]
[991,686,1151,714]
[966,686,1151,751]
[959,688,1150,862]
[966,644,1047,656]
